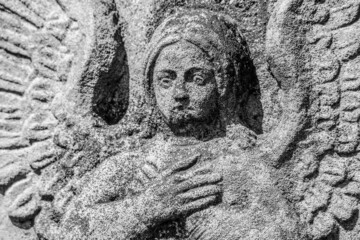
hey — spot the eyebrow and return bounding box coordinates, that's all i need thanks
[185,66,214,73]
[155,69,177,79]
[156,69,175,74]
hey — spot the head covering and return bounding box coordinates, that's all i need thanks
[143,8,257,131]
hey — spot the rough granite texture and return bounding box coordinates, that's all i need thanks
[1,0,360,239]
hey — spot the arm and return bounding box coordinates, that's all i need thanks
[58,155,151,240]
[58,154,223,240]
[61,195,151,240]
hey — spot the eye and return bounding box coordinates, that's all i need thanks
[185,68,214,86]
[193,74,206,86]
[158,77,172,89]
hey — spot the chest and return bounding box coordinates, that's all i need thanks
[135,143,282,239]
[144,143,268,210]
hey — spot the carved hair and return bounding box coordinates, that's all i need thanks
[142,8,258,135]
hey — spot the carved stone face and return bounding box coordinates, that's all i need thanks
[153,40,218,128]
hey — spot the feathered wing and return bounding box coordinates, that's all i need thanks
[0,0,81,227]
[266,0,360,239]
[0,0,129,235]
[261,0,308,167]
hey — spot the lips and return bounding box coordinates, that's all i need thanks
[175,105,184,111]
[172,105,193,111]
[168,108,192,123]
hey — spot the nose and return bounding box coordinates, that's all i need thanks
[173,83,189,102]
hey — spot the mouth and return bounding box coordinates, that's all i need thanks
[173,105,193,111]
[175,105,185,111]
[168,107,193,125]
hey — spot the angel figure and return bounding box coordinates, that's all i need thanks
[32,6,305,240]
[3,1,360,240]
[31,8,306,240]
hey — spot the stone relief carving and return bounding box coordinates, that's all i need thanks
[1,0,360,240]
[36,8,303,240]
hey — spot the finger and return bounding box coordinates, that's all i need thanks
[180,195,218,215]
[137,168,152,184]
[142,164,158,179]
[177,173,222,192]
[172,174,187,183]
[179,185,222,203]
[179,166,213,180]
[169,154,201,174]
[193,166,213,175]
[170,166,213,183]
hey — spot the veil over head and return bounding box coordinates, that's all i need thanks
[143,8,258,128]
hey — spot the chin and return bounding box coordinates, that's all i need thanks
[170,113,211,128]
[167,110,193,126]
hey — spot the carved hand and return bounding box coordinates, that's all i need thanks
[136,155,223,227]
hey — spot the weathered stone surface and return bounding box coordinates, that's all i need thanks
[1,0,360,239]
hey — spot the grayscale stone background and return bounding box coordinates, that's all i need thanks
[1,0,360,239]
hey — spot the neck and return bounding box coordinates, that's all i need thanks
[163,117,225,141]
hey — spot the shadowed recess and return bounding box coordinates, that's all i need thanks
[92,26,129,125]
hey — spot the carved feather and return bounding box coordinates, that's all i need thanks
[268,0,360,238]
[0,0,93,233]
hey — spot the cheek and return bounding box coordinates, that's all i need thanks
[191,87,217,116]
[154,87,172,110]
[189,85,217,109]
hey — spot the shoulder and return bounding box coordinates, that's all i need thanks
[76,151,144,205]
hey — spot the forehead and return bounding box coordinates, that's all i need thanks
[154,40,213,71]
